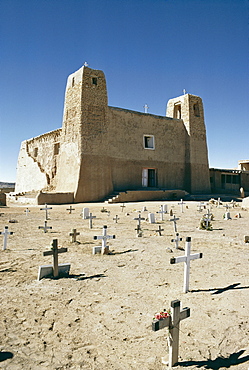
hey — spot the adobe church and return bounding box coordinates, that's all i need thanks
[15,64,211,203]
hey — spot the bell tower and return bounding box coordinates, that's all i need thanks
[166,94,210,194]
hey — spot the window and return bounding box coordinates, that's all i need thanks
[72,77,75,87]
[143,135,155,149]
[193,103,200,117]
[174,104,181,119]
[34,147,38,157]
[92,77,98,85]
[54,143,60,155]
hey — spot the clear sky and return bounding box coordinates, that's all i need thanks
[0,0,248,182]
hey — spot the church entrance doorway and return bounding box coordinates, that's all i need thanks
[142,168,156,187]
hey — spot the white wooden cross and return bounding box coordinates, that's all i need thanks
[120,203,126,212]
[169,215,179,233]
[171,232,182,249]
[157,205,165,221]
[43,239,68,278]
[66,205,75,214]
[152,299,190,367]
[24,208,30,216]
[1,226,13,250]
[170,237,203,293]
[69,228,80,242]
[223,204,230,212]
[38,220,52,233]
[113,215,119,223]
[203,209,212,229]
[40,203,52,220]
[87,212,96,229]
[93,225,115,254]
[197,202,204,212]
[217,197,221,208]
[134,214,145,228]
[144,104,149,113]
[178,199,185,213]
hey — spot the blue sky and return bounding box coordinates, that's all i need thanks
[0,0,248,182]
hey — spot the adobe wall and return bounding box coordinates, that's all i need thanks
[15,129,61,193]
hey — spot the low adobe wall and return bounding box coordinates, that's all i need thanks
[37,192,74,205]
[109,189,188,203]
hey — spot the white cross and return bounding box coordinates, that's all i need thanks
[87,212,96,229]
[152,299,190,367]
[156,205,165,221]
[40,204,52,220]
[144,104,149,113]
[203,209,212,229]
[170,237,203,293]
[171,232,182,249]
[93,225,115,254]
[133,214,145,228]
[24,208,30,216]
[169,215,179,233]
[69,228,80,242]
[38,220,52,233]
[217,197,221,208]
[223,204,230,212]
[178,199,185,213]
[183,89,187,94]
[197,202,204,212]
[84,61,89,67]
[1,226,13,250]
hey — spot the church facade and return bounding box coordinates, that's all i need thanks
[15,64,211,203]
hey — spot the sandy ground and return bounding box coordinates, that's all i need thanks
[0,199,249,370]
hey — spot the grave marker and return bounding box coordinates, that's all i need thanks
[87,212,96,229]
[171,233,182,249]
[152,299,190,367]
[157,205,165,221]
[38,220,52,233]
[1,226,13,250]
[135,225,143,237]
[39,239,69,279]
[170,237,203,293]
[148,213,155,224]
[113,215,119,223]
[66,205,75,214]
[82,207,89,219]
[40,203,52,220]
[93,226,115,254]
[120,203,126,212]
[169,215,179,233]
[134,214,145,228]
[24,208,30,216]
[155,225,164,236]
[178,199,185,213]
[163,204,168,214]
[69,228,80,243]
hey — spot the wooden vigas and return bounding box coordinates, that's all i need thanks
[152,299,190,367]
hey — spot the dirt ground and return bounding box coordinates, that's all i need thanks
[0,199,249,370]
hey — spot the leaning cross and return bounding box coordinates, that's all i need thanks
[156,225,164,236]
[66,205,75,214]
[178,199,185,213]
[93,225,115,254]
[152,299,190,367]
[169,215,179,233]
[40,203,52,220]
[134,214,145,228]
[69,228,80,243]
[43,239,67,278]
[38,220,52,233]
[1,226,13,250]
[113,215,119,223]
[170,237,203,293]
[87,212,96,229]
[171,232,182,249]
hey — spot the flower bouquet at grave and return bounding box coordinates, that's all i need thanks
[100,207,108,213]
[199,216,213,231]
[153,309,171,321]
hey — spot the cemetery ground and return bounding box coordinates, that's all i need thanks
[0,200,249,370]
